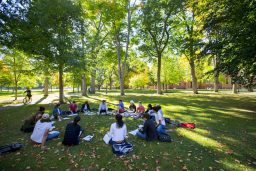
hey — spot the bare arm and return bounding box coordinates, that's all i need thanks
[41,129,49,147]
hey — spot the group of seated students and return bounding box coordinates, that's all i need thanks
[20,99,167,149]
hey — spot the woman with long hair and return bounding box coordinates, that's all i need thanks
[109,114,127,144]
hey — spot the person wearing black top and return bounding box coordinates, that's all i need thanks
[136,113,157,141]
[80,101,91,112]
[62,116,83,146]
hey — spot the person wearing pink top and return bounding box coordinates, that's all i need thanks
[137,101,145,114]
[69,101,78,114]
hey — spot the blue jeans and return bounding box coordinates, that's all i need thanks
[136,131,146,140]
[47,131,60,141]
[156,125,166,135]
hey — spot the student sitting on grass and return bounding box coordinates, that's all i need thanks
[116,99,125,113]
[136,101,145,114]
[99,100,108,114]
[109,114,127,145]
[52,103,63,121]
[69,101,78,114]
[136,113,157,141]
[153,105,166,135]
[21,106,45,133]
[128,100,136,113]
[31,114,60,149]
[80,101,91,112]
[62,116,83,146]
[145,104,155,120]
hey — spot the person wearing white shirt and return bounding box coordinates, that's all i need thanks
[109,114,127,144]
[99,100,108,114]
[153,105,166,135]
[31,114,60,148]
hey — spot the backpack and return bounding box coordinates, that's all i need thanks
[180,123,195,129]
[164,118,171,124]
[158,133,172,142]
[112,142,133,156]
[0,143,23,155]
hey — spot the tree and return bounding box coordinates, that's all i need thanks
[2,49,32,100]
[139,0,182,94]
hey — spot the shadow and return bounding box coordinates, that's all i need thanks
[34,95,48,104]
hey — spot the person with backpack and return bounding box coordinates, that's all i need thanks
[109,114,127,145]
[136,113,157,141]
[62,116,83,146]
[31,114,60,148]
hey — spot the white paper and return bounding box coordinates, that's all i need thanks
[103,132,111,144]
[83,135,94,141]
[62,117,70,120]
[129,129,139,136]
[69,114,78,116]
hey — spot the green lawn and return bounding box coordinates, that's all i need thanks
[0,91,255,171]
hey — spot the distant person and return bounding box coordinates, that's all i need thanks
[99,100,108,114]
[62,116,83,146]
[69,101,78,114]
[136,113,157,141]
[109,114,127,145]
[129,100,136,113]
[153,105,166,135]
[52,103,63,121]
[116,100,125,113]
[31,114,60,148]
[136,101,145,114]
[80,101,91,112]
[21,106,45,133]
[24,87,32,101]
[145,104,155,120]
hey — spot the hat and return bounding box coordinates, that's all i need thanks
[42,113,49,119]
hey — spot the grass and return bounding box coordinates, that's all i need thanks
[0,90,256,171]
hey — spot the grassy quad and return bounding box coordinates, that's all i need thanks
[0,90,255,171]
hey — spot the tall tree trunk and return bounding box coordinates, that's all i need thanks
[157,53,162,94]
[189,60,198,94]
[72,84,75,93]
[213,57,219,92]
[116,34,125,96]
[14,81,18,100]
[90,69,96,94]
[59,64,64,103]
[247,86,253,92]
[232,83,238,94]
[44,76,49,96]
[82,74,87,96]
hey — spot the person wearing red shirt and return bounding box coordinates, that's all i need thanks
[69,101,78,114]
[137,101,145,114]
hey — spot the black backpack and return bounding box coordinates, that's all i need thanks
[158,133,172,142]
[0,143,23,155]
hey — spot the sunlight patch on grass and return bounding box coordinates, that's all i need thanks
[222,159,255,171]
[177,129,223,149]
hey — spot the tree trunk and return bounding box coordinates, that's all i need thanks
[90,69,96,94]
[14,81,18,100]
[189,60,198,94]
[116,33,125,96]
[157,53,162,94]
[247,86,253,92]
[72,84,75,93]
[82,74,87,96]
[106,85,108,94]
[213,57,219,92]
[232,83,238,94]
[58,64,64,103]
[44,76,49,96]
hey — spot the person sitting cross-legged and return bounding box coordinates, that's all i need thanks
[30,114,60,148]
[136,113,157,141]
[153,105,166,135]
[69,101,78,114]
[80,101,91,113]
[128,100,136,113]
[109,114,127,145]
[52,103,63,121]
[62,116,83,146]
[99,100,108,114]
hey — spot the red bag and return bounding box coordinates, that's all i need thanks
[118,108,125,113]
[180,123,195,129]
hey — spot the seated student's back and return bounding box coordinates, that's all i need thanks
[63,116,82,146]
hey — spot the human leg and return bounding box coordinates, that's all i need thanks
[136,131,146,140]
[156,125,166,135]
[47,131,60,140]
